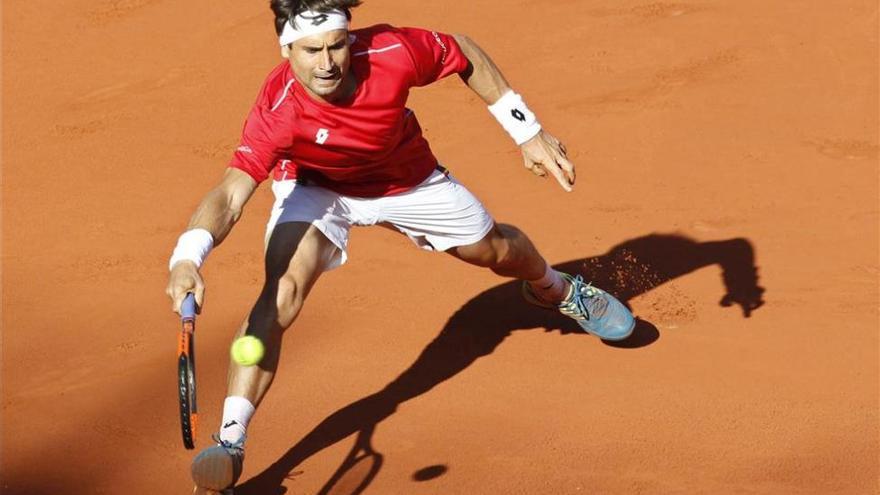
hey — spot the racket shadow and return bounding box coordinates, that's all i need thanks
[234,233,765,495]
[317,426,382,495]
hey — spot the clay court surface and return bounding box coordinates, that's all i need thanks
[3,1,878,493]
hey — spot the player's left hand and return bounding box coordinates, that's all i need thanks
[520,131,576,192]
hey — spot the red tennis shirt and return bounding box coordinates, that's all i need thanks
[228,25,470,197]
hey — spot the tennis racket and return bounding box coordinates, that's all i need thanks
[178,293,198,449]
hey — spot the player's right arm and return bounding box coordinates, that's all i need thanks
[166,168,258,313]
[166,64,294,314]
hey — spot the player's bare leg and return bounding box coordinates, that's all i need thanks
[449,223,635,340]
[191,221,338,493]
[226,221,337,407]
[449,223,547,279]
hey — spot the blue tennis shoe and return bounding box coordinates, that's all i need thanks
[523,272,635,341]
[191,435,244,494]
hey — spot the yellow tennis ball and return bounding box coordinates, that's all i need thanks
[231,336,265,366]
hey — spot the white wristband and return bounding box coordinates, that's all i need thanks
[488,90,542,145]
[169,229,214,271]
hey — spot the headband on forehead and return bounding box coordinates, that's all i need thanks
[279,9,349,46]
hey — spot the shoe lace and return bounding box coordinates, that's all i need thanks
[211,433,245,454]
[560,275,606,321]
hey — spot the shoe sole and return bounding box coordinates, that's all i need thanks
[191,447,241,491]
[589,317,636,342]
[193,487,233,495]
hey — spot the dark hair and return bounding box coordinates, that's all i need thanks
[270,0,362,35]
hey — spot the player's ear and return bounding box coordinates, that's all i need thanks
[281,44,292,58]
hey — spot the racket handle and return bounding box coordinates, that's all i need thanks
[181,293,197,321]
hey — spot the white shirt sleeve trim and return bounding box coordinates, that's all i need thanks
[270,79,297,112]
[353,43,403,57]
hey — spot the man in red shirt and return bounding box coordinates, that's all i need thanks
[166,1,635,492]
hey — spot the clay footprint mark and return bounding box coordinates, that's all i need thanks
[587,2,702,19]
[71,66,198,108]
[807,139,879,161]
[567,49,741,112]
[88,0,162,23]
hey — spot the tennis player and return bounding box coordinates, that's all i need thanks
[165,1,635,492]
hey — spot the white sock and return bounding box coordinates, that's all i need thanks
[219,396,255,446]
[527,263,569,304]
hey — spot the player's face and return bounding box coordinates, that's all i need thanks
[287,30,353,102]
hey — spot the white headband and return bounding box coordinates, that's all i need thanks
[279,9,349,46]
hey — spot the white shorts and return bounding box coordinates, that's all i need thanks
[265,168,495,270]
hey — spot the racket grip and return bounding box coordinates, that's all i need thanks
[181,293,197,321]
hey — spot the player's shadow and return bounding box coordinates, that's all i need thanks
[234,233,764,495]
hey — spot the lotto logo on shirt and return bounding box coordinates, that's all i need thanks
[315,128,330,144]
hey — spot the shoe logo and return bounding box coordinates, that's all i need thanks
[223,420,239,429]
[315,128,330,144]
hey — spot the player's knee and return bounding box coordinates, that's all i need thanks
[490,224,525,268]
[472,245,499,268]
[274,273,306,325]
[495,223,524,244]
[455,231,499,268]
[457,225,511,269]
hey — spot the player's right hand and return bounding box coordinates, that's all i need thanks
[166,261,205,315]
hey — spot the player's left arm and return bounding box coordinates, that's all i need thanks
[453,34,575,192]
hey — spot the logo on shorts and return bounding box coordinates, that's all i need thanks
[315,128,330,144]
